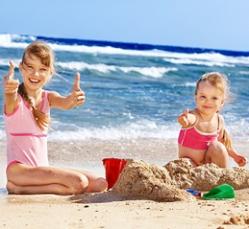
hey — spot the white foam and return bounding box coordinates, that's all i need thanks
[0,58,21,66]
[49,120,179,141]
[164,57,234,67]
[56,61,177,78]
[239,71,249,75]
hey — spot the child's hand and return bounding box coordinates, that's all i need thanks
[177,109,190,128]
[70,72,85,107]
[3,61,19,95]
[233,154,248,167]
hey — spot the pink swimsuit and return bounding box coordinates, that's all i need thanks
[4,91,50,168]
[178,116,220,150]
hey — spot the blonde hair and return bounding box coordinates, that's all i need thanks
[221,129,233,150]
[195,72,230,101]
[195,72,232,149]
[19,41,55,130]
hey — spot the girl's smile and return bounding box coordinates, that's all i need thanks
[20,54,52,93]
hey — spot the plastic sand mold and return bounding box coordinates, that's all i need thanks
[202,183,235,200]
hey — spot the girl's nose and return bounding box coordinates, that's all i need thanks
[34,71,40,76]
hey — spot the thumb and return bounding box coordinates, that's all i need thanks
[7,60,15,79]
[183,109,189,116]
[73,72,81,91]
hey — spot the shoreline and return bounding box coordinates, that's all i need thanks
[1,138,249,187]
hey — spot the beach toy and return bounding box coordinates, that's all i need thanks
[186,188,201,197]
[102,158,127,189]
[202,183,235,200]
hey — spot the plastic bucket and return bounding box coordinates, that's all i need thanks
[102,158,127,189]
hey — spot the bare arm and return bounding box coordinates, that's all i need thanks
[177,109,196,128]
[48,72,85,110]
[218,118,247,166]
[3,61,20,114]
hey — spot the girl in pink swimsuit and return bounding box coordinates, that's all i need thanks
[3,41,107,194]
[177,72,247,168]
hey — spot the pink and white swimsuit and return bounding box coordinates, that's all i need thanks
[178,115,220,150]
[4,91,50,168]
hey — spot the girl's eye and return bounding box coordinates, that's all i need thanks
[40,68,48,72]
[212,97,218,100]
[200,96,206,99]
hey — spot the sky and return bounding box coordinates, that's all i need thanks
[0,0,249,51]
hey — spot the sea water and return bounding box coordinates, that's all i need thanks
[1,34,249,142]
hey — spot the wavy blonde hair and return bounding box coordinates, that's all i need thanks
[19,41,55,130]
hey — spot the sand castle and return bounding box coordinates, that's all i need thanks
[113,158,249,201]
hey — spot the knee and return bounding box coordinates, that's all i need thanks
[208,141,228,156]
[207,141,229,168]
[71,175,89,194]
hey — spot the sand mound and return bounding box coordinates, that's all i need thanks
[165,158,249,190]
[112,160,194,201]
[113,159,249,201]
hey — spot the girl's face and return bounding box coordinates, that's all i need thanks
[195,81,224,116]
[19,54,52,92]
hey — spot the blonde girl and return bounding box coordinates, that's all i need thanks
[177,72,247,168]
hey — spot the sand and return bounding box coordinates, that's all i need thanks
[1,190,249,229]
[1,139,249,228]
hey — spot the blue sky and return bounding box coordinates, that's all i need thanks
[1,0,249,51]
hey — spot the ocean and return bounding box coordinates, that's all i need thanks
[1,34,249,141]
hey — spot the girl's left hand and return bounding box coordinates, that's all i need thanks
[70,72,85,107]
[233,154,248,167]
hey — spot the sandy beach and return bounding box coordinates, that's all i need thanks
[1,189,249,228]
[1,139,249,228]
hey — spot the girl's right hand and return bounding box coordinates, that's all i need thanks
[3,61,19,95]
[177,109,190,128]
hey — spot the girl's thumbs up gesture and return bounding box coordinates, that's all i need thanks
[69,72,85,107]
[4,61,19,95]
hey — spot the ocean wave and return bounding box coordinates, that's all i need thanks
[49,120,179,140]
[0,34,34,48]
[0,58,21,67]
[2,34,249,67]
[239,71,249,75]
[56,61,177,78]
[163,53,249,67]
[0,118,249,141]
[164,57,234,67]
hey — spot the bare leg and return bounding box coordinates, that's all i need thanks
[7,181,73,195]
[67,169,108,192]
[205,141,230,168]
[6,163,89,195]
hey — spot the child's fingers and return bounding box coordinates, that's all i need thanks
[238,156,248,167]
[4,78,19,94]
[72,72,81,91]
